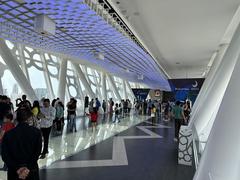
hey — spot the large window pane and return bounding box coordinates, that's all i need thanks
[28,66,48,99]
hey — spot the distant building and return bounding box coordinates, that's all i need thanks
[10,83,20,101]
[34,88,48,99]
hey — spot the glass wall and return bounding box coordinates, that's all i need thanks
[0,39,140,113]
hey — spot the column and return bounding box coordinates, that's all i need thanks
[0,38,38,101]
[70,62,84,100]
[191,22,240,136]
[91,69,102,99]
[101,72,107,101]
[57,59,67,103]
[40,52,54,99]
[72,63,95,99]
[122,79,127,100]
[189,43,228,127]
[0,65,5,95]
[107,74,121,101]
[17,44,30,80]
[193,47,240,180]
[126,81,135,98]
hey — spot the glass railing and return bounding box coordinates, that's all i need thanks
[192,128,207,169]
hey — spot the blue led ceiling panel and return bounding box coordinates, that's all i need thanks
[0,0,170,90]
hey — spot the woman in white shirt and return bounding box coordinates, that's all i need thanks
[39,99,56,159]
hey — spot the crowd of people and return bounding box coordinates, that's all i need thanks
[134,99,192,142]
[0,94,137,178]
[0,93,191,179]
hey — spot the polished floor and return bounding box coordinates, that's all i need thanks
[0,114,195,180]
[0,114,149,180]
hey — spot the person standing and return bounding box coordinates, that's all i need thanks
[67,98,77,132]
[55,101,64,133]
[108,98,114,119]
[102,100,106,114]
[95,98,101,111]
[40,99,55,159]
[16,95,31,109]
[151,104,156,124]
[183,100,191,125]
[31,101,41,129]
[1,108,42,180]
[89,99,94,113]
[87,107,98,132]
[172,101,184,142]
[143,100,147,115]
[0,96,11,127]
[0,113,15,170]
[113,103,120,123]
[127,100,132,115]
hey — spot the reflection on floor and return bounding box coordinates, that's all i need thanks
[0,114,149,180]
[40,117,195,180]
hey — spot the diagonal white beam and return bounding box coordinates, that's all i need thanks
[17,44,30,80]
[189,20,240,136]
[125,81,135,99]
[72,63,95,99]
[122,79,127,100]
[40,52,55,99]
[57,58,67,103]
[194,36,240,180]
[101,72,107,101]
[106,74,122,101]
[0,38,38,101]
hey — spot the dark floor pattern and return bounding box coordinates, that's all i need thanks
[40,118,195,180]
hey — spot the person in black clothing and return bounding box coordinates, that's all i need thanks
[16,95,31,109]
[1,107,42,180]
[183,100,191,125]
[0,96,11,127]
[102,100,106,113]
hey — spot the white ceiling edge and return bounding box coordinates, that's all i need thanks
[107,0,171,79]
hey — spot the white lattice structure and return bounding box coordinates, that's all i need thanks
[0,39,137,114]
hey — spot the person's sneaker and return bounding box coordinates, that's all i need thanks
[174,138,178,142]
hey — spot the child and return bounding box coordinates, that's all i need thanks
[151,104,156,124]
[87,107,98,131]
[0,113,15,171]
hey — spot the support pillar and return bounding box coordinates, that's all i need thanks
[193,45,240,180]
[57,59,67,103]
[70,62,84,100]
[17,44,30,80]
[189,43,228,127]
[126,81,135,99]
[107,74,122,101]
[40,52,54,99]
[190,22,240,136]
[0,64,6,95]
[0,38,38,101]
[91,69,102,99]
[122,79,127,100]
[101,72,107,101]
[72,63,95,99]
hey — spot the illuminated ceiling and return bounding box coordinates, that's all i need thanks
[0,0,170,90]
